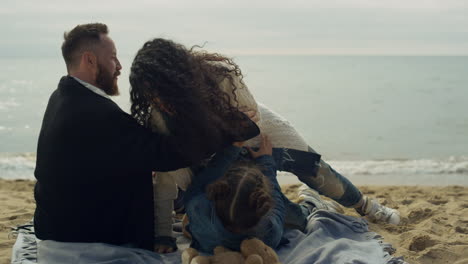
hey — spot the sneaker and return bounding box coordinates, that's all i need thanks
[298,184,344,214]
[358,196,400,225]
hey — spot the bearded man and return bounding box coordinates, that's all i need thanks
[33,23,258,251]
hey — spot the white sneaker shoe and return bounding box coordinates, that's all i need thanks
[359,196,400,225]
[298,184,344,214]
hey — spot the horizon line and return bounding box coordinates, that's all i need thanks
[1,53,468,59]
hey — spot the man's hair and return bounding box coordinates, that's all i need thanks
[61,23,108,70]
[206,161,274,233]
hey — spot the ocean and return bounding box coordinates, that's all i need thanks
[1,55,467,185]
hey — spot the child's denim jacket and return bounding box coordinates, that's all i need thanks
[184,145,321,254]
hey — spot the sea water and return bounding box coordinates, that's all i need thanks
[1,55,467,185]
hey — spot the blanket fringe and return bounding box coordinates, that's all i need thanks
[10,221,38,264]
[386,256,408,264]
[366,231,409,264]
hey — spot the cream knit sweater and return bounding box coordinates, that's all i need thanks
[219,73,309,151]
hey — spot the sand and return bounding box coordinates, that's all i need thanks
[1,179,467,264]
[0,180,35,264]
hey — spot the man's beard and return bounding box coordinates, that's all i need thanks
[96,64,119,96]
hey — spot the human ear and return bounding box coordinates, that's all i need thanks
[82,51,98,70]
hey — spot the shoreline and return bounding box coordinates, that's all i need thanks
[2,154,468,186]
[1,179,467,264]
[276,172,468,186]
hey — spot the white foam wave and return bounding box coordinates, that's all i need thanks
[328,156,468,176]
[0,154,467,182]
[11,80,33,86]
[0,153,36,180]
[0,98,20,110]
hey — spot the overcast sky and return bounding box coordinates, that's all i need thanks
[1,0,468,57]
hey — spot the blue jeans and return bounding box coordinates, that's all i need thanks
[282,193,309,231]
[177,146,363,236]
[308,146,363,207]
[180,147,363,229]
[270,147,363,208]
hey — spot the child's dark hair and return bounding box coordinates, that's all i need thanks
[206,161,273,233]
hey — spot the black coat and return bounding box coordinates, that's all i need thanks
[33,76,259,250]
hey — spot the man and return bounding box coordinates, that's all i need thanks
[33,23,259,251]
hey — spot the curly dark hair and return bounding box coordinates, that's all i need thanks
[130,38,256,157]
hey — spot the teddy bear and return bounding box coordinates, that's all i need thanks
[181,238,281,264]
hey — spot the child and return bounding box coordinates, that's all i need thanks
[184,135,328,253]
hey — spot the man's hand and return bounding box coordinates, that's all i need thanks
[247,134,272,159]
[232,141,245,147]
[154,243,176,254]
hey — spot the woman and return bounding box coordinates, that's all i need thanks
[129,38,400,253]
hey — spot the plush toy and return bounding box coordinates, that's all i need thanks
[181,238,281,264]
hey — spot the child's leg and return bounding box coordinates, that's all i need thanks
[153,172,178,239]
[254,104,362,208]
[288,147,400,224]
[153,168,193,238]
[279,148,400,224]
[281,193,308,232]
[172,168,193,214]
[281,188,346,232]
[300,156,364,208]
[255,104,399,224]
[252,104,361,207]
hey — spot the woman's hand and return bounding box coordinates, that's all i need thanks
[240,107,260,123]
[247,134,272,159]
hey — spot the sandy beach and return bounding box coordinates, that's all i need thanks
[0,180,35,264]
[1,179,467,264]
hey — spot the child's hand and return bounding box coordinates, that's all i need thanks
[154,243,176,254]
[247,134,272,159]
